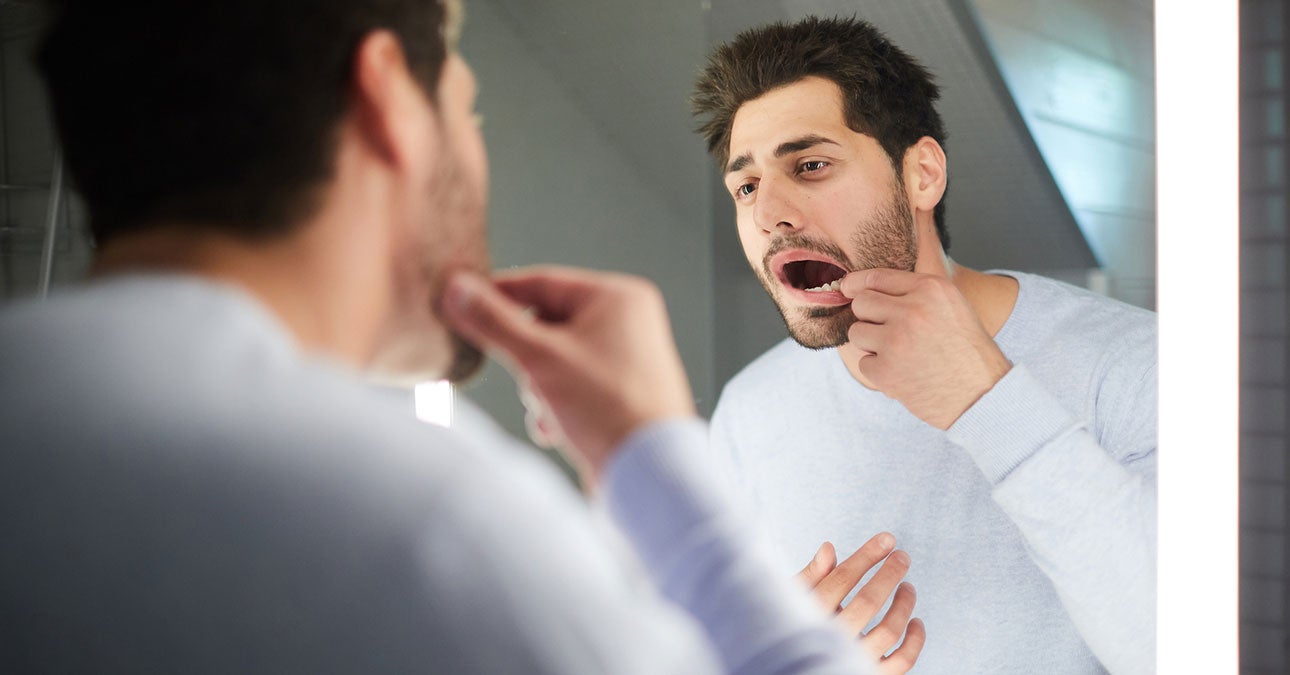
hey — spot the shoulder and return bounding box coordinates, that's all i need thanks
[999,272,1158,460]
[0,280,632,670]
[1001,271,1156,366]
[0,278,564,510]
[1012,271,1155,330]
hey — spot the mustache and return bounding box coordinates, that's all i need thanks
[760,234,856,280]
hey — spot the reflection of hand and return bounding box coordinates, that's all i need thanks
[442,267,696,478]
[796,534,925,673]
[840,268,1012,430]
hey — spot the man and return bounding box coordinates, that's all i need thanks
[694,16,1156,675]
[0,1,924,672]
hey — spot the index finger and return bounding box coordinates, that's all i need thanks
[814,532,897,609]
[441,272,551,365]
[839,267,923,298]
[491,265,636,322]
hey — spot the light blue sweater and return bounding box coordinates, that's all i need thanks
[0,275,874,674]
[710,271,1157,674]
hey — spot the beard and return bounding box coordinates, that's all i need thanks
[427,149,490,384]
[756,186,918,350]
[374,132,491,385]
[443,331,486,383]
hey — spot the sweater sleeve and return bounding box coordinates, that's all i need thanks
[946,364,1156,675]
[604,418,875,675]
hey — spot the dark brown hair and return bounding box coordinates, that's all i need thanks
[692,16,950,250]
[36,0,454,244]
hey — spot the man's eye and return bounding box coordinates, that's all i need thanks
[799,160,828,173]
[735,183,756,197]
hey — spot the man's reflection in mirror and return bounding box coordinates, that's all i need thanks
[694,17,1156,675]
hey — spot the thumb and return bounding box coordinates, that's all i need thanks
[442,272,545,364]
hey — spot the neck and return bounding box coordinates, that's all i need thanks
[896,226,1020,335]
[92,217,391,368]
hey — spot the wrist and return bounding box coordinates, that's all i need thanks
[936,356,1013,430]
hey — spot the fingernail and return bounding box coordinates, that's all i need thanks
[876,532,895,548]
[814,542,829,563]
[890,549,910,565]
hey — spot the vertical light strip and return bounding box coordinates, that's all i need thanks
[414,380,454,428]
[1156,2,1240,672]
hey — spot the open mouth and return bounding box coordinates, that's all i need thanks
[776,255,850,294]
[784,259,848,292]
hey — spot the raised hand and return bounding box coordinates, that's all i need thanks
[796,534,926,673]
[840,268,1012,429]
[441,267,696,478]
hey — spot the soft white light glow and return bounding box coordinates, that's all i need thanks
[1156,2,1240,672]
[414,380,454,427]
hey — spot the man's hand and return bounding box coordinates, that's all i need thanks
[840,268,1012,429]
[797,534,925,673]
[441,267,696,478]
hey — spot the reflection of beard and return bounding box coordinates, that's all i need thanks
[756,186,917,349]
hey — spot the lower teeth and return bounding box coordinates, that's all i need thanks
[805,280,841,293]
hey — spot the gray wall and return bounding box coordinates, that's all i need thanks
[457,0,716,438]
[0,3,92,299]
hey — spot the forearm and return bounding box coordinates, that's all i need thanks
[947,366,1156,675]
[606,418,873,675]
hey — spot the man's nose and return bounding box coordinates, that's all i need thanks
[751,177,802,234]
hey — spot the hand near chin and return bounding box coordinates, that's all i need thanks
[797,533,926,673]
[839,268,1011,429]
[440,266,696,479]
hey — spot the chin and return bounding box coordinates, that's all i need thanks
[442,335,486,383]
[368,330,487,387]
[769,293,853,350]
[785,315,853,350]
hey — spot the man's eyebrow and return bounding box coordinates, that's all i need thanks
[724,134,842,175]
[726,153,753,175]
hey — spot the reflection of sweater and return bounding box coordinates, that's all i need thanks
[711,271,1157,675]
[0,275,872,674]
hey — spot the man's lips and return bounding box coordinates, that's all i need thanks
[768,249,851,306]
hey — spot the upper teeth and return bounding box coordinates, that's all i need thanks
[805,279,842,293]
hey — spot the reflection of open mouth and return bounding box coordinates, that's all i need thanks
[770,250,851,305]
[784,259,848,291]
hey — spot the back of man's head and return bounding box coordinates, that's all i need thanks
[36,0,454,245]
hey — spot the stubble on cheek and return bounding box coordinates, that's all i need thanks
[848,189,918,274]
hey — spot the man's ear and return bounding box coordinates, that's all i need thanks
[350,30,437,170]
[902,136,947,215]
